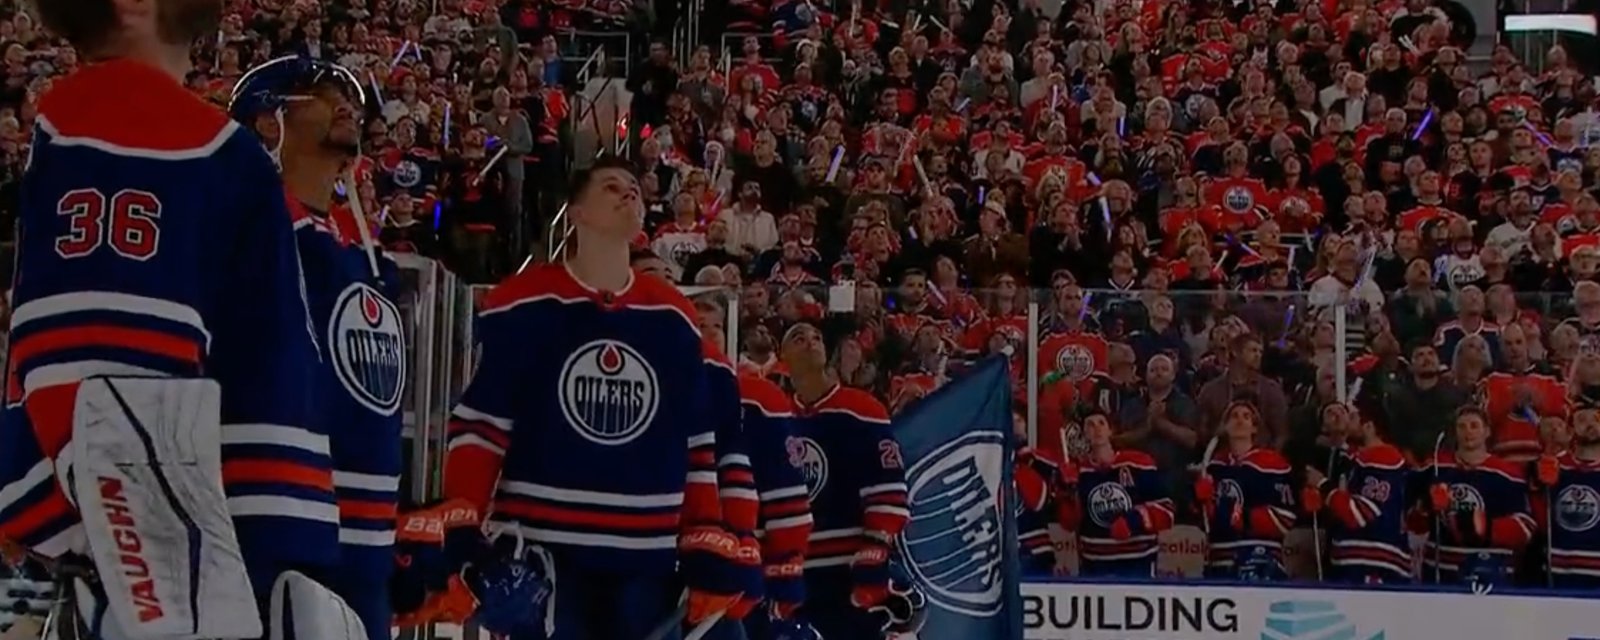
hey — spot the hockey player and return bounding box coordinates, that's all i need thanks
[0,1,350,638]
[1422,406,1537,586]
[407,156,748,639]
[1533,406,1600,588]
[1302,401,1413,584]
[1057,406,1175,578]
[1014,419,1063,576]
[780,321,917,639]
[1195,401,1297,579]
[229,57,406,640]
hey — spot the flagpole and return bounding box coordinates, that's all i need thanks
[1026,300,1041,451]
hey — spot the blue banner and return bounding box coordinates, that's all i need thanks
[893,356,1023,640]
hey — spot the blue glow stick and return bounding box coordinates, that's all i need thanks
[825,145,845,182]
[432,201,443,230]
[391,41,413,69]
[1524,121,1554,147]
[1079,291,1093,322]
[1411,108,1434,141]
[954,97,971,113]
[1277,304,1296,347]
[978,185,986,204]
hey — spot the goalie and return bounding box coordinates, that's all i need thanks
[0,1,353,638]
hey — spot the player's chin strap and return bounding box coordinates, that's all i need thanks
[341,161,382,279]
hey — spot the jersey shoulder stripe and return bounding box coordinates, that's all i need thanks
[38,60,235,159]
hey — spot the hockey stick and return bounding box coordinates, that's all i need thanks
[1195,433,1221,534]
[1431,431,1446,585]
[641,596,688,640]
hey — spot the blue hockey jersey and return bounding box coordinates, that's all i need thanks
[1324,444,1413,582]
[1422,452,1536,582]
[1062,450,1174,576]
[789,385,908,570]
[737,375,813,567]
[1202,448,1296,573]
[0,60,333,573]
[1541,453,1600,588]
[443,264,723,574]
[286,197,406,581]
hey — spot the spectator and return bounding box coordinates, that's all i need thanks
[1197,333,1290,447]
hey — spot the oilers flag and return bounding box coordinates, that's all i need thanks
[892,356,1024,640]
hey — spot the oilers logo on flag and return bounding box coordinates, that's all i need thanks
[898,431,1006,617]
[1556,485,1600,531]
[793,437,829,501]
[559,339,660,445]
[329,283,406,416]
[1086,482,1134,528]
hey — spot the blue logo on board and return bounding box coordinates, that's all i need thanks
[1261,600,1384,640]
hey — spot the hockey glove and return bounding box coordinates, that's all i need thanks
[864,571,927,636]
[1447,507,1488,546]
[679,524,748,624]
[763,553,806,620]
[1429,483,1452,514]
[849,542,893,608]
[727,534,765,620]
[392,500,486,616]
[1533,455,1560,490]
[1194,474,1216,505]
[462,546,555,636]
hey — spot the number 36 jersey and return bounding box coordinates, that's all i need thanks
[0,59,331,573]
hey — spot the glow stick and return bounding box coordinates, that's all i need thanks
[825,145,845,182]
[368,71,385,107]
[477,145,511,181]
[1411,108,1434,141]
[391,40,413,69]
[912,155,934,198]
[442,102,451,148]
[1050,84,1060,111]
[1079,292,1093,321]
[1277,304,1296,347]
[978,186,987,204]
[954,97,971,113]
[1525,121,1554,147]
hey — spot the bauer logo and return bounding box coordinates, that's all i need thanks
[899,430,1006,617]
[559,339,659,446]
[329,283,406,416]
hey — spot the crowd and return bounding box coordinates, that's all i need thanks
[0,0,1595,611]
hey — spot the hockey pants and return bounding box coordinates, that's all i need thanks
[800,567,885,640]
[507,553,682,640]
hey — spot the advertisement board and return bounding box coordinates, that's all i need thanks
[1021,581,1600,640]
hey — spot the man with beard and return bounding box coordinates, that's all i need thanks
[1535,406,1600,588]
[230,56,406,640]
[0,0,342,638]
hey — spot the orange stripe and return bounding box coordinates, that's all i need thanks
[222,460,334,491]
[443,449,500,514]
[11,325,201,367]
[0,490,72,543]
[496,501,681,530]
[723,469,755,485]
[339,498,398,521]
[23,384,78,456]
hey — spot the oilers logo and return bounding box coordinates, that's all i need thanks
[328,283,406,416]
[898,431,1005,617]
[1055,344,1095,381]
[1556,485,1600,532]
[393,159,422,189]
[558,340,660,446]
[1218,478,1244,505]
[794,437,829,501]
[1449,483,1485,515]
[1086,482,1134,528]
[1223,186,1255,213]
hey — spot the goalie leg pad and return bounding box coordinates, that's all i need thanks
[268,571,367,640]
[69,377,260,640]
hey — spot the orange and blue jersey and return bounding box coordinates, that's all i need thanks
[789,385,909,570]
[1060,450,1174,577]
[1422,452,1537,582]
[0,59,333,576]
[285,194,405,620]
[1324,444,1413,583]
[443,264,723,574]
[1539,453,1600,588]
[738,374,813,602]
[1202,448,1297,573]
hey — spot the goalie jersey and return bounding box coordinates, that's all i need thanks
[443,264,724,573]
[286,197,406,579]
[0,60,332,571]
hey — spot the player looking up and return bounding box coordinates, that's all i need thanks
[0,0,342,637]
[1195,401,1296,580]
[780,321,918,639]
[404,156,747,639]
[1303,401,1413,584]
[230,56,406,640]
[1422,406,1537,586]
[1538,406,1600,588]
[1057,406,1175,578]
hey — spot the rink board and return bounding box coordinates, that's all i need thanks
[1022,579,1600,640]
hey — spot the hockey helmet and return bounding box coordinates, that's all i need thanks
[228,55,367,123]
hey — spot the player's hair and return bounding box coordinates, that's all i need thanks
[1455,405,1489,425]
[569,155,638,203]
[32,0,120,55]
